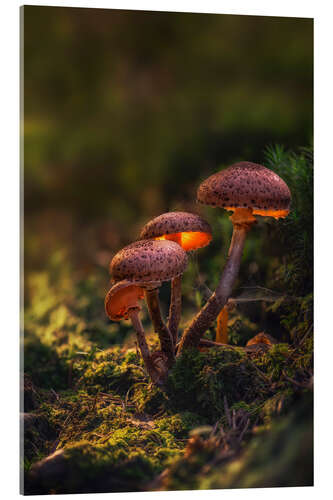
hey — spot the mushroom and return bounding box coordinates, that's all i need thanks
[139,211,212,344]
[104,280,145,321]
[105,280,161,385]
[140,211,212,251]
[177,161,291,354]
[110,239,188,370]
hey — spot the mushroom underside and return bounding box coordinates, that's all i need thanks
[225,206,289,219]
[155,231,212,251]
[105,284,144,321]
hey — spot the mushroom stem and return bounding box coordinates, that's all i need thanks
[144,289,175,368]
[128,309,161,385]
[228,230,237,257]
[177,222,251,354]
[167,274,182,346]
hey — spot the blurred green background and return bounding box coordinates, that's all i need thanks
[22,8,313,492]
[23,6,313,344]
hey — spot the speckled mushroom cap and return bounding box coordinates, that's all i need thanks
[110,239,188,283]
[197,162,291,218]
[105,280,145,321]
[139,211,212,251]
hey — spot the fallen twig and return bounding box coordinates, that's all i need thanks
[238,417,250,443]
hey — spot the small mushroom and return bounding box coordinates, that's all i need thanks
[178,162,291,354]
[139,212,212,344]
[110,239,188,283]
[140,211,212,251]
[105,280,161,385]
[104,280,145,321]
[246,332,277,351]
[110,239,188,372]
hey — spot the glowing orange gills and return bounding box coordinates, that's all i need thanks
[140,212,212,252]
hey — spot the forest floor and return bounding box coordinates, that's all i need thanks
[22,264,313,494]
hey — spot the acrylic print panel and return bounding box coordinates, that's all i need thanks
[22,4,313,495]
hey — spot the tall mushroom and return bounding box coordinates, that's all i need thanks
[177,161,291,354]
[139,211,212,344]
[110,239,188,369]
[105,280,161,385]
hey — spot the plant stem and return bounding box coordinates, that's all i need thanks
[128,309,161,385]
[177,225,249,354]
[167,274,182,346]
[145,288,175,368]
[216,305,229,344]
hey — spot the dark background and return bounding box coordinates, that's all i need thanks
[23,6,313,340]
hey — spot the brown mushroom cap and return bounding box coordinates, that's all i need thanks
[105,280,145,321]
[139,211,212,251]
[197,162,291,218]
[110,239,188,282]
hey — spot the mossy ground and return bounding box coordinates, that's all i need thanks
[23,260,313,494]
[23,146,313,494]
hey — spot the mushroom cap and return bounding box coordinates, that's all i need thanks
[110,239,188,282]
[197,162,291,218]
[139,211,212,251]
[105,280,145,321]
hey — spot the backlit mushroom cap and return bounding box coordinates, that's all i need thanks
[197,162,291,218]
[110,239,188,283]
[139,211,212,251]
[105,280,145,321]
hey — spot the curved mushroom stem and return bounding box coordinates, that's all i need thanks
[177,211,255,355]
[144,288,175,368]
[167,274,182,346]
[128,308,161,385]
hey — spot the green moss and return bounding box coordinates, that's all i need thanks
[158,394,313,491]
[23,413,57,463]
[155,412,205,438]
[258,343,292,381]
[24,327,313,494]
[24,332,69,390]
[29,441,157,494]
[167,348,266,421]
[26,408,186,494]
[201,395,313,489]
[79,348,145,395]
